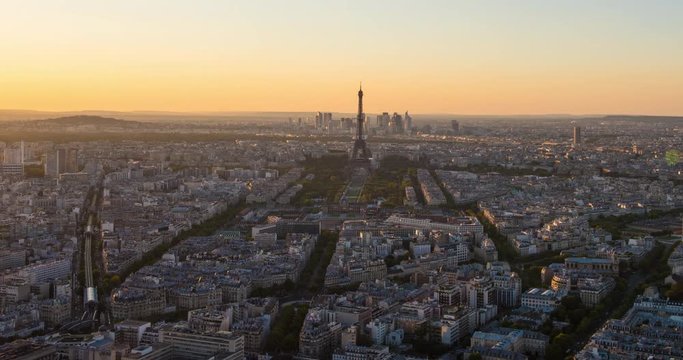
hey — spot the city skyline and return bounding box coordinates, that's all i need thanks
[2,2,683,359]
[1,0,682,115]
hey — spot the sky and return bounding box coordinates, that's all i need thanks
[1,0,682,115]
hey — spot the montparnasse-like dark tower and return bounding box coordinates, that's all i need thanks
[351,83,371,162]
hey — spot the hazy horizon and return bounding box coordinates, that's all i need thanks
[0,109,683,118]
[0,109,683,123]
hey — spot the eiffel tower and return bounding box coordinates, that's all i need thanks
[351,84,372,164]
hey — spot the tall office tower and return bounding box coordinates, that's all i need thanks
[451,120,460,134]
[44,149,69,176]
[573,126,581,145]
[45,152,59,177]
[404,111,412,132]
[323,112,333,128]
[315,112,322,129]
[377,112,390,128]
[57,149,67,174]
[391,112,403,134]
[340,118,354,130]
[67,148,79,173]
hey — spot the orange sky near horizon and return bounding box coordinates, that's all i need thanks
[1,1,682,115]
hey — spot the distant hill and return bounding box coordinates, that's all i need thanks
[600,115,683,123]
[33,115,142,127]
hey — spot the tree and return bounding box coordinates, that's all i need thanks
[545,344,564,359]
[561,295,582,310]
[384,255,398,267]
[666,283,683,301]
[569,308,587,326]
[283,279,295,291]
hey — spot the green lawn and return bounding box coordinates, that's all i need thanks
[360,156,423,207]
[292,154,349,205]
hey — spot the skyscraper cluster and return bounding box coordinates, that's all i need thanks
[376,111,412,134]
[315,112,334,131]
[314,112,365,133]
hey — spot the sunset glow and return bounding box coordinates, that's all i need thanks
[1,0,682,114]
